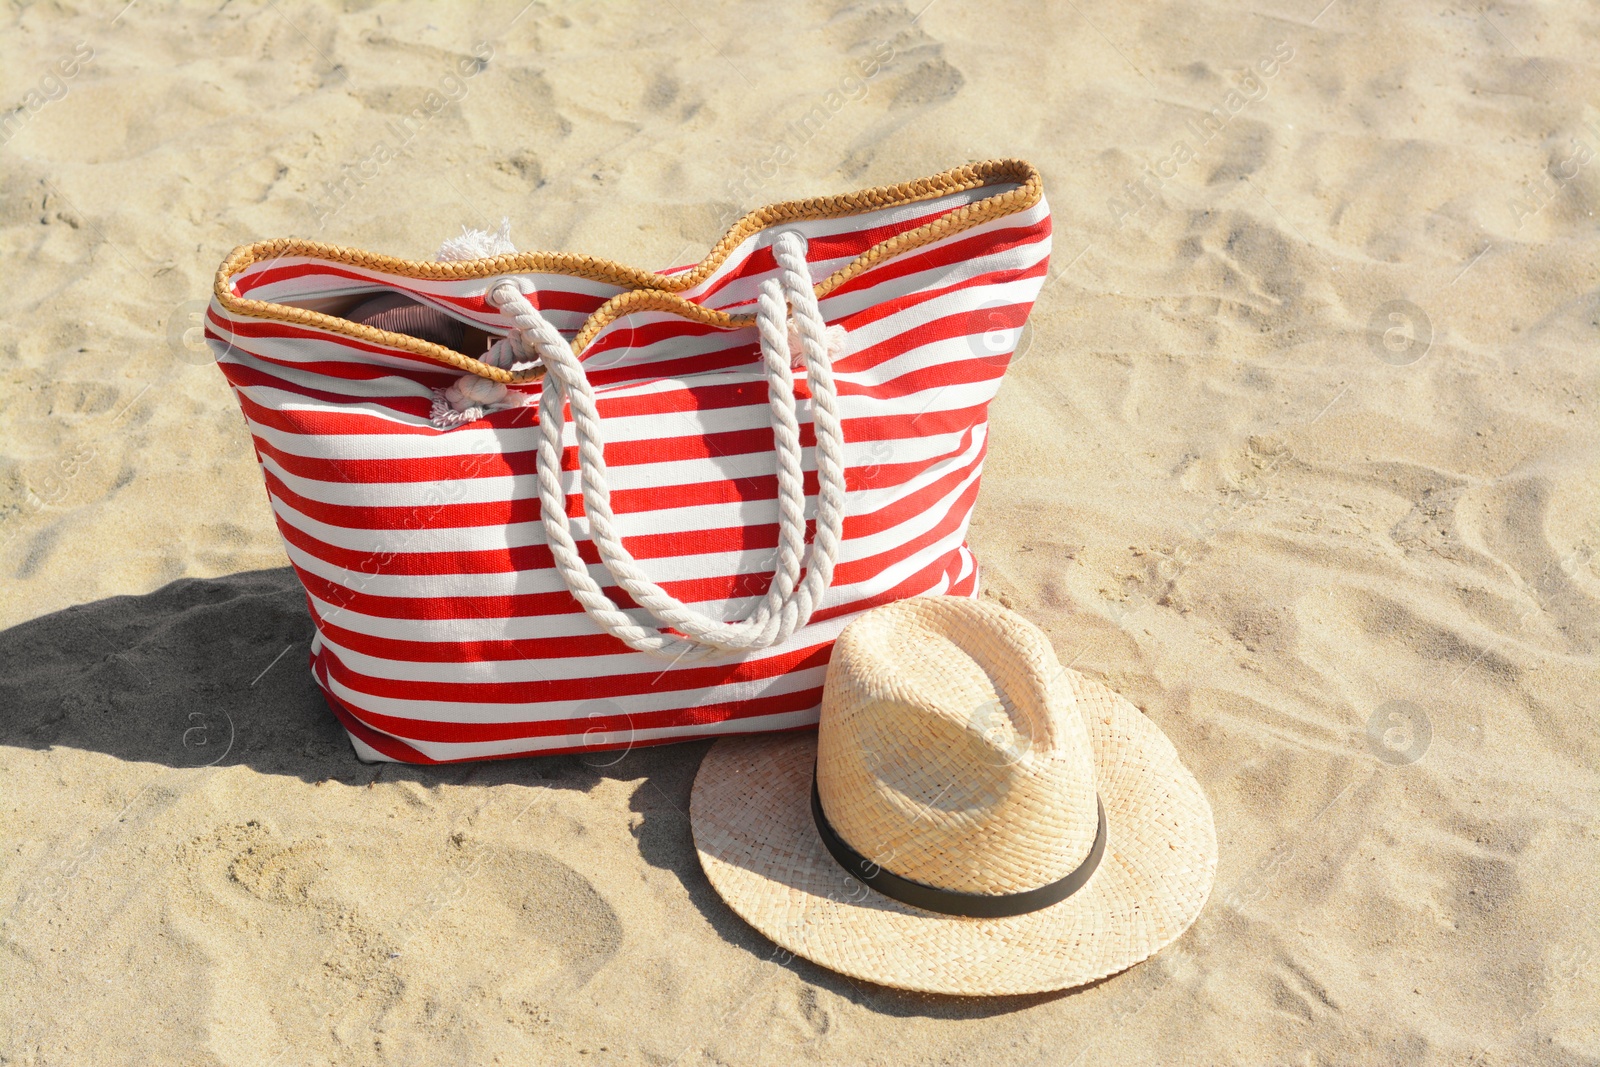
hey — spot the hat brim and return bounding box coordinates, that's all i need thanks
[689,668,1217,996]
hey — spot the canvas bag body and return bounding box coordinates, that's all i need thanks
[207,162,1051,763]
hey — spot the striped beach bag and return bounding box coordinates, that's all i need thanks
[207,158,1051,763]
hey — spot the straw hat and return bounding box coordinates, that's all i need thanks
[689,596,1217,996]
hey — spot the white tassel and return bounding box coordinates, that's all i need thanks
[429,222,523,428]
[436,218,516,262]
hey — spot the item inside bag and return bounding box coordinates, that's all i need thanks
[346,293,495,358]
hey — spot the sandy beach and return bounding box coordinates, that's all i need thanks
[3,1,1598,1063]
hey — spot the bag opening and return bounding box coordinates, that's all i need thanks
[212,159,1043,384]
[277,290,507,360]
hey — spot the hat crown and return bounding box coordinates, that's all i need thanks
[816,598,1100,896]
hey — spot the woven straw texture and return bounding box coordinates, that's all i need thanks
[690,598,1217,996]
[817,598,1101,895]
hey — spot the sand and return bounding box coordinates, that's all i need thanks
[2,1,1597,1063]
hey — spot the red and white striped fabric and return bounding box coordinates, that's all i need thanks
[208,160,1050,763]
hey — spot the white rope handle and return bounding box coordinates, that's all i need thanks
[487,231,847,661]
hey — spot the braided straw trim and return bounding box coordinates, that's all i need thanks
[211,159,1042,384]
